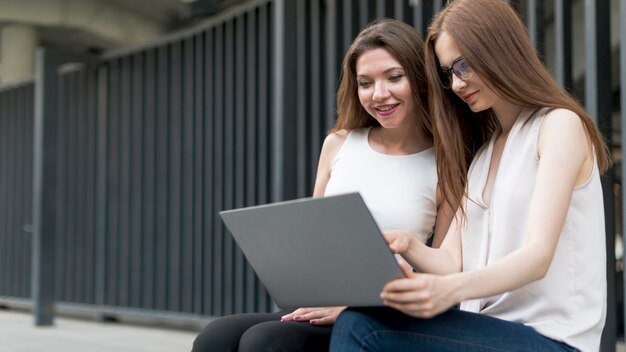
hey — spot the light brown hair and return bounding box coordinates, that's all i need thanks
[425,0,611,212]
[333,18,431,138]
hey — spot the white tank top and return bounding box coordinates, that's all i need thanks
[460,107,606,351]
[324,127,437,243]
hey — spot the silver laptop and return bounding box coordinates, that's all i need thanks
[219,192,405,309]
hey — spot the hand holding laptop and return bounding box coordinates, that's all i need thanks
[276,229,416,325]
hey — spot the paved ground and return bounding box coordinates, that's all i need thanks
[1,308,624,352]
[0,309,197,352]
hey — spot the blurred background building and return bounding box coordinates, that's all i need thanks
[0,0,623,351]
[0,0,247,84]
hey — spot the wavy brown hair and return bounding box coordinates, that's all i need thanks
[332,18,431,138]
[424,0,611,213]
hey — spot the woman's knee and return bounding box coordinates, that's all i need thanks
[238,322,283,351]
[192,317,241,352]
[331,308,392,350]
[192,313,281,352]
[239,320,332,352]
[335,308,377,331]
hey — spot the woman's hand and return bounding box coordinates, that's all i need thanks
[280,306,347,325]
[383,229,415,255]
[381,261,457,318]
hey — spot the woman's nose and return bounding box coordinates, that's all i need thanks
[372,82,390,101]
[451,73,467,91]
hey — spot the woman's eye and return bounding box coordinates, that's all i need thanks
[358,81,372,88]
[389,74,403,81]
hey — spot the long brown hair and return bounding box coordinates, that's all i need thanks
[424,0,611,212]
[333,18,431,138]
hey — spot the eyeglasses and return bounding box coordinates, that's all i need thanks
[438,57,474,89]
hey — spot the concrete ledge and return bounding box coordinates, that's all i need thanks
[0,296,214,332]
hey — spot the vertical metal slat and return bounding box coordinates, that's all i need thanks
[244,8,258,312]
[192,33,205,314]
[223,19,235,315]
[212,23,225,316]
[310,0,322,195]
[85,68,97,304]
[203,27,215,315]
[234,15,247,313]
[130,53,145,308]
[584,1,616,350]
[168,41,182,312]
[258,3,272,311]
[142,49,157,310]
[118,57,132,308]
[526,0,544,60]
[106,59,121,307]
[554,0,572,89]
[181,37,195,314]
[94,64,109,314]
[296,0,307,197]
[154,46,170,311]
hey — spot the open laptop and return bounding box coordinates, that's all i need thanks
[219,192,405,309]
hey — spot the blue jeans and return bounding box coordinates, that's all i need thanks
[330,307,578,352]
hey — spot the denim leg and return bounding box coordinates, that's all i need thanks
[330,307,577,352]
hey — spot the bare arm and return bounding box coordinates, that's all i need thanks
[281,130,348,325]
[385,165,461,274]
[386,197,462,275]
[382,109,595,317]
[430,187,454,248]
[311,130,349,197]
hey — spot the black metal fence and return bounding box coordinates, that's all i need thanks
[0,0,620,350]
[53,1,277,317]
[0,80,33,300]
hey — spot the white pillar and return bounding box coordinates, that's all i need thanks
[1,24,38,84]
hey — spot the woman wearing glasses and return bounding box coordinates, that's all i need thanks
[330,0,610,351]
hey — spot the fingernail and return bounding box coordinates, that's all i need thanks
[310,320,316,325]
[294,315,301,320]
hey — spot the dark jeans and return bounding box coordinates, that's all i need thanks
[330,307,578,352]
[191,310,333,352]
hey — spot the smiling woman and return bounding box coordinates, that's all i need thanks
[191,18,453,352]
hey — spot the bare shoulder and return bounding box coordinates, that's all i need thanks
[541,108,586,136]
[538,108,590,158]
[322,129,350,154]
[326,129,350,144]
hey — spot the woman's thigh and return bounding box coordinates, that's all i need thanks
[239,320,333,352]
[191,311,284,352]
[330,307,576,352]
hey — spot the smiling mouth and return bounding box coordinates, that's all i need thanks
[463,92,477,102]
[375,104,399,112]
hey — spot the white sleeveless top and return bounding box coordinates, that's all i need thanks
[460,107,606,351]
[325,127,437,243]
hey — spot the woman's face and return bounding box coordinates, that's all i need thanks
[355,48,417,129]
[434,31,500,112]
